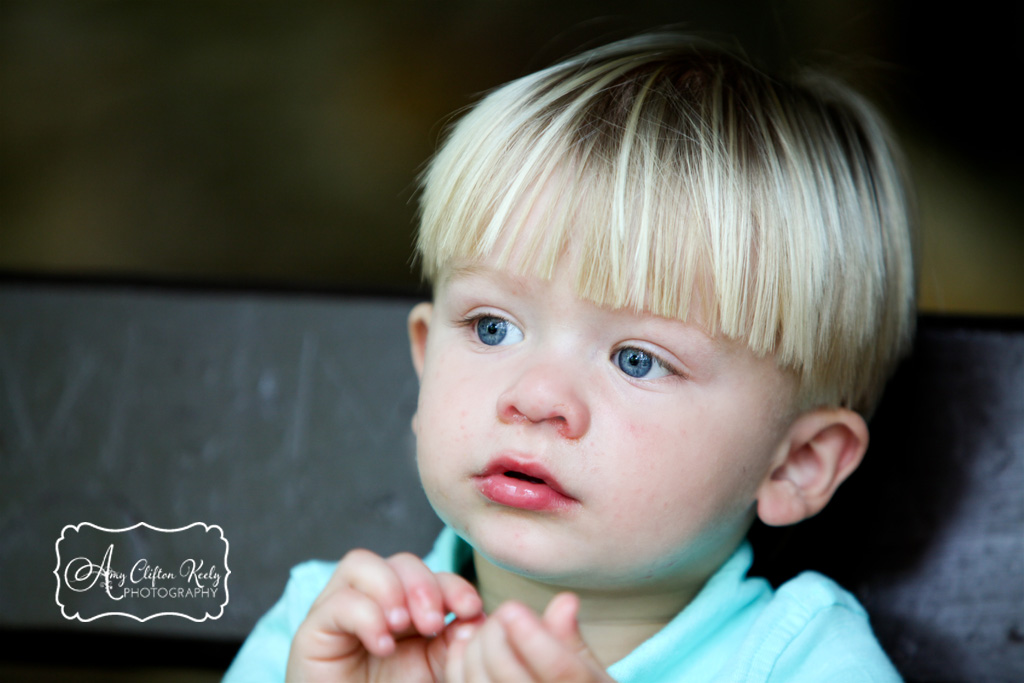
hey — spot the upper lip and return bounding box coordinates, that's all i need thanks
[476,455,575,499]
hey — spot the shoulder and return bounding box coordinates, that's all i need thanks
[733,571,902,682]
[610,546,901,683]
[222,560,336,682]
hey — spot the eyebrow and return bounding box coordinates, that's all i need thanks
[441,263,487,284]
[441,263,534,293]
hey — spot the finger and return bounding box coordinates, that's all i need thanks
[434,616,483,682]
[460,612,535,683]
[542,593,608,676]
[296,584,397,660]
[436,570,484,620]
[445,626,468,683]
[333,548,411,633]
[541,592,584,648]
[500,600,602,682]
[386,552,448,636]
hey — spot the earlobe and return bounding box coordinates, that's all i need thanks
[756,408,869,527]
[408,302,433,380]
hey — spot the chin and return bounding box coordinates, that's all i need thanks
[456,513,584,575]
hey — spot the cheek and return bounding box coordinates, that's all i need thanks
[607,405,759,521]
[625,419,663,441]
[615,406,695,479]
[416,356,486,457]
[600,415,692,512]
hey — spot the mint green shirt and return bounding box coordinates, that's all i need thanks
[224,528,901,681]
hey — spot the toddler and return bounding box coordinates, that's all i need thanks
[226,32,914,682]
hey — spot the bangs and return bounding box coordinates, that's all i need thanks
[416,35,915,413]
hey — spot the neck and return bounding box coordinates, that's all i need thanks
[472,550,703,668]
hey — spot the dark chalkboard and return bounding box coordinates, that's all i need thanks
[0,281,440,640]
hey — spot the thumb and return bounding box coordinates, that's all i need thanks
[542,593,589,653]
[542,593,609,675]
[428,615,485,681]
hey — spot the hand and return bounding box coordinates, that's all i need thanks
[446,592,615,683]
[286,548,484,682]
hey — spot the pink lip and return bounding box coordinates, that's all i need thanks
[473,456,578,511]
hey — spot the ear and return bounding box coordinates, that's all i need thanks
[756,408,869,527]
[407,302,433,436]
[408,302,433,380]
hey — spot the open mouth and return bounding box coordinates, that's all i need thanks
[474,457,577,511]
[503,470,546,485]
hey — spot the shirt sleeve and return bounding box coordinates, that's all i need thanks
[768,603,902,682]
[738,572,902,682]
[221,530,457,681]
[222,560,336,682]
[223,529,461,681]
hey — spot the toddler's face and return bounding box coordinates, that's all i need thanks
[409,252,798,593]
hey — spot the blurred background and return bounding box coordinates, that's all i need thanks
[2,0,1022,311]
[2,4,1022,680]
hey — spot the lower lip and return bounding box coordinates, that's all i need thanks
[474,474,577,511]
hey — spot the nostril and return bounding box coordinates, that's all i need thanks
[498,404,529,425]
[496,385,589,438]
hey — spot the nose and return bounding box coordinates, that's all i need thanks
[496,362,591,439]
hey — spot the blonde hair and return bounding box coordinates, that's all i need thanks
[416,34,915,415]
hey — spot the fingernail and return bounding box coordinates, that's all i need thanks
[459,593,482,614]
[454,623,475,641]
[377,634,394,652]
[387,607,408,628]
[499,603,528,625]
[425,611,443,634]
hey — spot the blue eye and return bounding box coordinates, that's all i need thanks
[613,347,672,379]
[616,348,652,377]
[475,316,523,346]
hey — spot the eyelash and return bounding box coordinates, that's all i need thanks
[457,312,510,331]
[457,312,522,345]
[458,312,686,380]
[613,345,684,380]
